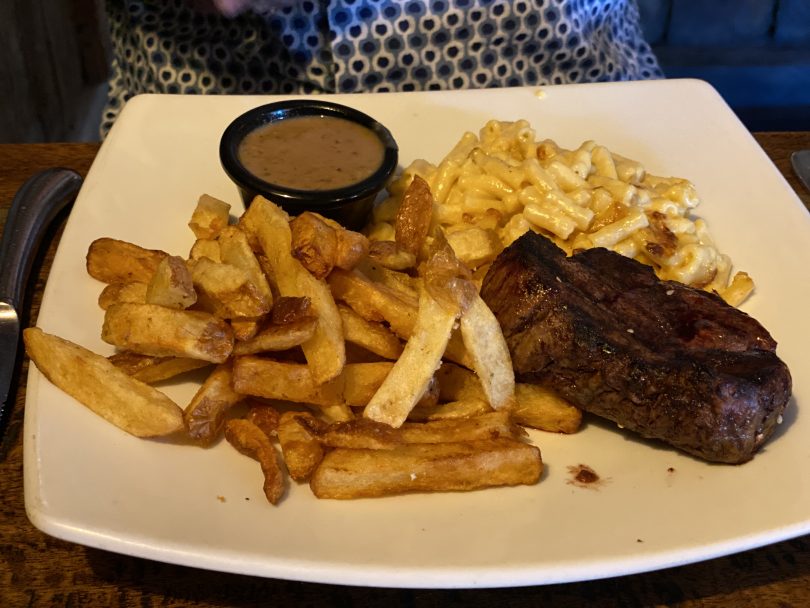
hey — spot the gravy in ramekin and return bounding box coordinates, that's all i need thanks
[238,115,385,191]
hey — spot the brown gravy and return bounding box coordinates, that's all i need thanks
[238,115,385,191]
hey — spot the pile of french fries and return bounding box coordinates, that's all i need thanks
[25,183,582,504]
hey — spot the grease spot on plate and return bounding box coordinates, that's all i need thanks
[567,464,607,489]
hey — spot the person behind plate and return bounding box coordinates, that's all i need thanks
[101,0,663,135]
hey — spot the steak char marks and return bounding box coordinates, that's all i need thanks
[480,232,792,463]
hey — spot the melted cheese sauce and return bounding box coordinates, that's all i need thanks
[238,115,385,191]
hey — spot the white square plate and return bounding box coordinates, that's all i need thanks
[24,80,810,588]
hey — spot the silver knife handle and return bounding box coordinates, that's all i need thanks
[0,169,83,308]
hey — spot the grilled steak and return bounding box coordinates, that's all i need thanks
[480,232,792,463]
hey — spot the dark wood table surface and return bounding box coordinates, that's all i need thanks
[1,135,809,607]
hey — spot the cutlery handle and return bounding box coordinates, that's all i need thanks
[0,169,83,308]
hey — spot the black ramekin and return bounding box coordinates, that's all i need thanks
[219,99,399,230]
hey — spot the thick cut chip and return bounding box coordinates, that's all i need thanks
[232,357,345,408]
[310,438,542,499]
[338,305,403,360]
[445,226,502,268]
[334,225,369,271]
[108,351,210,384]
[314,418,401,450]
[190,257,271,319]
[408,398,492,422]
[395,175,433,257]
[246,402,281,437]
[342,362,394,407]
[241,197,345,384]
[189,194,231,239]
[278,411,326,481]
[218,225,274,306]
[98,281,148,310]
[102,303,234,363]
[329,271,470,368]
[459,294,516,411]
[436,362,485,402]
[86,238,168,284]
[328,269,417,337]
[316,411,521,449]
[368,240,417,271]
[225,418,285,504]
[24,328,183,437]
[436,363,578,433]
[230,318,262,342]
[397,411,522,444]
[146,255,196,309]
[184,362,245,445]
[512,384,582,434]
[290,211,338,279]
[272,296,312,324]
[189,238,221,262]
[363,286,460,428]
[232,318,318,355]
[357,260,420,300]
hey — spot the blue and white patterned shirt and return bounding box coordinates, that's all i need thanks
[102,0,662,135]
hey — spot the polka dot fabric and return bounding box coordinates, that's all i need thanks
[102,0,662,135]
[329,0,662,93]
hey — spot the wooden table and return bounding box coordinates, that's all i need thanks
[1,135,809,607]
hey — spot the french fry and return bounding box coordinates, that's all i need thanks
[421,238,478,370]
[232,318,318,355]
[290,211,338,279]
[241,197,345,384]
[310,438,542,499]
[245,401,281,437]
[338,304,403,360]
[459,294,516,411]
[342,361,394,407]
[512,384,582,434]
[189,238,221,263]
[368,240,417,271]
[23,328,183,437]
[398,411,522,443]
[363,286,460,427]
[315,418,402,450]
[225,418,285,504]
[306,212,370,271]
[190,257,271,319]
[316,403,354,423]
[230,318,262,342]
[277,411,326,481]
[328,268,417,338]
[408,398,492,422]
[188,193,230,239]
[444,226,502,268]
[436,362,485,402]
[416,374,440,410]
[108,351,210,383]
[317,411,521,449]
[272,296,312,324]
[184,362,244,445]
[357,259,420,300]
[86,237,168,284]
[97,281,148,310]
[101,303,234,363]
[334,225,369,271]
[145,255,196,309]
[218,225,274,306]
[395,175,433,257]
[232,356,345,409]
